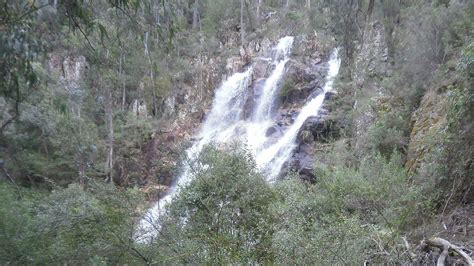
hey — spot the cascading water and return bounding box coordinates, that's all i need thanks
[256,49,341,179]
[252,36,294,122]
[136,37,341,242]
[136,68,253,242]
[252,58,289,122]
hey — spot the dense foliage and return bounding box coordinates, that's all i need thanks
[0,181,142,264]
[1,0,472,264]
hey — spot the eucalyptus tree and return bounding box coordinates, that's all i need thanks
[154,145,276,264]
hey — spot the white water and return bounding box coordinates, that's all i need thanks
[255,49,341,179]
[252,58,289,122]
[136,37,340,242]
[136,68,253,242]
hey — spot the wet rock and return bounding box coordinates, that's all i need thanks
[226,56,244,74]
[279,60,328,107]
[299,115,338,143]
[285,60,306,83]
[252,78,267,98]
[265,125,281,137]
[298,130,314,144]
[304,63,326,82]
[282,82,323,105]
[307,86,324,99]
[318,108,329,117]
[276,108,298,126]
[253,58,272,79]
[242,78,265,119]
[289,143,317,182]
[324,91,336,101]
[311,57,322,65]
[299,167,317,183]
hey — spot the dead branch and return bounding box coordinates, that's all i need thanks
[424,237,474,266]
[402,236,416,261]
[0,164,22,199]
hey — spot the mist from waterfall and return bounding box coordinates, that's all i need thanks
[137,37,340,242]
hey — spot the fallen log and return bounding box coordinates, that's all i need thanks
[423,237,474,266]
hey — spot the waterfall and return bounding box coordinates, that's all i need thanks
[136,37,341,242]
[252,58,289,122]
[136,68,253,242]
[256,49,341,180]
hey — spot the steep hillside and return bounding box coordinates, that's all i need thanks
[0,0,473,264]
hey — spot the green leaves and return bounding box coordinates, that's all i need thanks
[96,22,109,46]
[107,0,141,11]
[458,41,474,77]
[156,145,276,264]
[0,180,144,264]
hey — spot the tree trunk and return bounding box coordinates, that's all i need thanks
[78,162,86,186]
[105,89,114,183]
[153,2,160,25]
[256,0,262,25]
[199,53,204,100]
[244,0,255,31]
[424,237,474,266]
[1,164,22,198]
[192,0,200,30]
[144,32,157,116]
[367,0,375,22]
[240,0,245,44]
[120,48,126,111]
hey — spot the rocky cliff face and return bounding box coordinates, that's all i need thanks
[49,20,461,191]
[351,21,391,156]
[48,53,89,117]
[267,23,394,182]
[154,34,336,183]
[405,89,449,173]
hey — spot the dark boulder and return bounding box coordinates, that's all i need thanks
[265,125,282,137]
[279,66,327,107]
[299,114,338,143]
[276,108,298,126]
[253,58,272,79]
[324,91,336,101]
[242,78,265,119]
[289,143,317,183]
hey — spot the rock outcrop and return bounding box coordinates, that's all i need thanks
[153,33,337,183]
[405,86,450,172]
[351,21,391,156]
[48,53,88,117]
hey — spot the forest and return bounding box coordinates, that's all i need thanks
[0,0,473,264]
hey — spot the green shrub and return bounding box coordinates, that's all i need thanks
[418,85,473,207]
[154,144,276,264]
[33,182,143,264]
[272,150,433,264]
[0,181,144,264]
[0,183,40,264]
[279,77,297,98]
[271,178,371,265]
[458,41,474,77]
